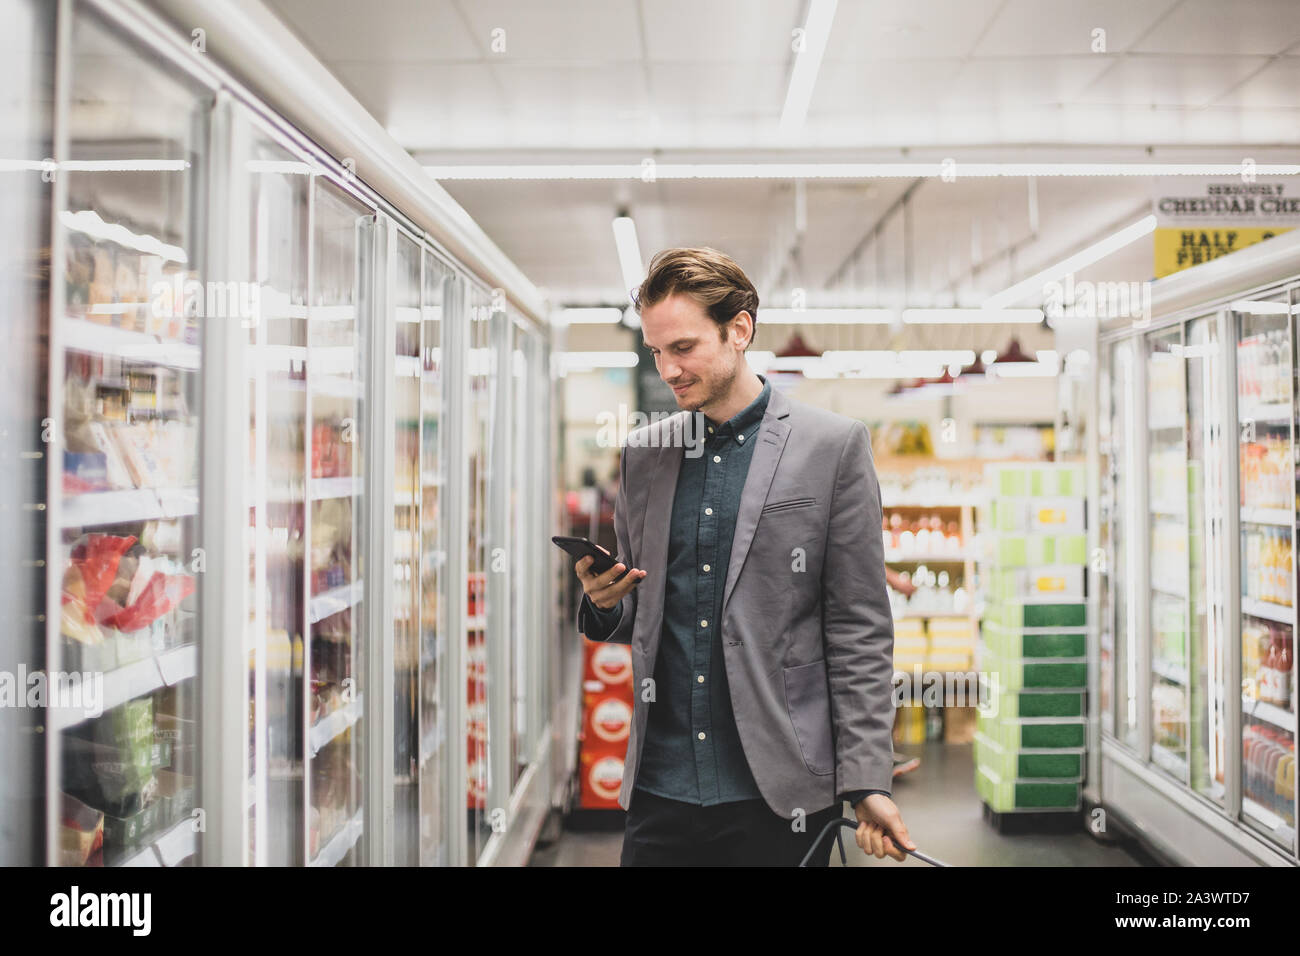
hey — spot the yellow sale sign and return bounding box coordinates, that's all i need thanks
[1154,226,1292,278]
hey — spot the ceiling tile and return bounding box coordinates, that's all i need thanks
[454,0,643,61]
[641,0,801,62]
[1072,54,1269,107]
[265,0,475,61]
[971,0,1179,56]
[825,0,1006,61]
[1133,0,1300,54]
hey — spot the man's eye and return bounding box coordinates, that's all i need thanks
[678,346,692,354]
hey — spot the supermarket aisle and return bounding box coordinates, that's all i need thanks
[531,742,1152,867]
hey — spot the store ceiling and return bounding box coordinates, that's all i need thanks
[262,0,1300,316]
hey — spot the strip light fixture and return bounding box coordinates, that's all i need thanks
[779,0,838,135]
[982,214,1157,310]
[425,163,1300,181]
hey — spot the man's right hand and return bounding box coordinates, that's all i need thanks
[574,545,647,610]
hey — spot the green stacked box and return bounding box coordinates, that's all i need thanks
[975,463,1088,814]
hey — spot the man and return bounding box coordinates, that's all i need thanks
[572,247,914,866]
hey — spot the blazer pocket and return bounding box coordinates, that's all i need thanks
[761,496,817,515]
[783,659,834,776]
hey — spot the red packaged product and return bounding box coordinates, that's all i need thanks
[104,572,195,632]
[71,534,137,617]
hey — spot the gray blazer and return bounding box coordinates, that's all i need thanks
[586,383,895,819]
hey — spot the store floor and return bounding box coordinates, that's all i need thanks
[530,741,1153,867]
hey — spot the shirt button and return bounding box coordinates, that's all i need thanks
[713,455,721,463]
[702,564,710,572]
[704,507,712,515]
[738,434,745,442]
[700,619,708,627]
[698,732,706,740]
[697,675,705,683]
[707,426,714,433]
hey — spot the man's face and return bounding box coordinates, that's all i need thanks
[640,293,749,413]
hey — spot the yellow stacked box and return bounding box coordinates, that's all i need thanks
[892,618,928,670]
[925,616,976,671]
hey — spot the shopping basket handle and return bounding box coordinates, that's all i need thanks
[799,816,950,867]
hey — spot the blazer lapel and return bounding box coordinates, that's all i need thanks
[636,411,685,661]
[722,386,792,621]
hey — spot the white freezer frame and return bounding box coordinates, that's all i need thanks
[1097,229,1300,867]
[37,0,566,867]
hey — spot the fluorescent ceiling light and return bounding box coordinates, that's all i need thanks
[766,355,822,372]
[991,362,1060,378]
[612,217,644,301]
[247,159,315,175]
[560,307,622,324]
[982,214,1157,309]
[903,308,1043,324]
[424,163,1300,181]
[762,308,895,324]
[779,0,838,136]
[1,159,189,172]
[561,351,640,371]
[1230,299,1291,315]
[60,209,188,263]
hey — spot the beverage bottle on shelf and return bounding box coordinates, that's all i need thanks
[1245,530,1258,602]
[1260,636,1278,706]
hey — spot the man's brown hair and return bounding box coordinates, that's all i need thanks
[632,247,759,350]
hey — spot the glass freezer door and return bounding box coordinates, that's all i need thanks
[1146,326,1191,783]
[1109,339,1140,749]
[419,252,451,866]
[1184,315,1229,804]
[303,179,371,866]
[245,129,310,866]
[392,231,421,866]
[1234,295,1297,849]
[51,7,211,867]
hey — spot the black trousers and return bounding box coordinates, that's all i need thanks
[619,788,843,867]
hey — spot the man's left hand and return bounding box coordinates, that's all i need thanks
[852,793,915,862]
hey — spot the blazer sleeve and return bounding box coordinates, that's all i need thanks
[822,421,895,795]
[573,443,636,645]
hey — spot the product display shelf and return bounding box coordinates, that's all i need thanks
[974,462,1089,818]
[308,807,363,867]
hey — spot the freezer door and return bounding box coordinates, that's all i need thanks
[51,5,214,867]
[1233,294,1297,849]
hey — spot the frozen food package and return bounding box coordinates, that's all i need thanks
[106,570,195,632]
[87,422,135,489]
[71,533,138,611]
[58,792,104,867]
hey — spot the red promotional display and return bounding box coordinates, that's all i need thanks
[576,638,634,809]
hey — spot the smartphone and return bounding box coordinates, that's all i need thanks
[551,535,628,581]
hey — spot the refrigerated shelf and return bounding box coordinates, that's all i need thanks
[309,475,362,500]
[62,487,199,527]
[1243,797,1296,845]
[1241,696,1297,731]
[48,643,197,733]
[308,693,364,756]
[63,317,200,371]
[308,579,364,623]
[1240,506,1293,526]
[1239,404,1292,425]
[309,807,363,867]
[1242,598,1295,624]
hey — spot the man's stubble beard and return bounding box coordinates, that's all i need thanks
[682,350,739,414]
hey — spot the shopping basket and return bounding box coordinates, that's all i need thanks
[798,816,951,867]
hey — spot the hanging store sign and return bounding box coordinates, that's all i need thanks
[1151,176,1298,278]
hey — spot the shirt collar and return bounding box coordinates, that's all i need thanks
[706,374,771,435]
